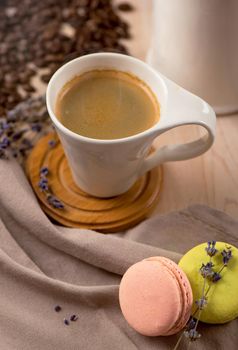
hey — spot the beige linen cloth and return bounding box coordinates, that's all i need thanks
[0,159,238,350]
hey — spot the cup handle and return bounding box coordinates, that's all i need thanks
[139,77,216,176]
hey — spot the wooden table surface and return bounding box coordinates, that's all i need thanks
[116,0,238,219]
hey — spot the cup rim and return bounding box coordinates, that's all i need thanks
[46,52,164,144]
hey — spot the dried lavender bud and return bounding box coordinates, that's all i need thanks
[184,329,201,341]
[64,318,69,326]
[38,166,64,209]
[47,195,64,209]
[211,272,222,283]
[205,241,217,257]
[195,297,207,310]
[0,137,10,149]
[1,122,10,130]
[70,314,78,322]
[40,167,49,176]
[185,318,196,331]
[38,179,49,191]
[54,305,61,312]
[39,178,48,184]
[48,139,56,148]
[199,262,214,278]
[12,130,27,141]
[221,247,232,266]
[0,95,53,163]
[6,111,17,122]
[31,123,42,132]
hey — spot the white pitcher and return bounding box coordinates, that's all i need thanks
[148,0,238,114]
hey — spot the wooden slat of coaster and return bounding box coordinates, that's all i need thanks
[26,133,163,233]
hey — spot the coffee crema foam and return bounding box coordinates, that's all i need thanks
[56,69,160,140]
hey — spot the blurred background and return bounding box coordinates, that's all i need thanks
[0,0,142,112]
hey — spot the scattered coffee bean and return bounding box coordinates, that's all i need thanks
[0,106,5,116]
[54,305,62,312]
[5,7,17,18]
[70,314,78,322]
[117,2,134,12]
[41,74,52,84]
[22,84,36,93]
[64,318,70,326]
[0,0,132,114]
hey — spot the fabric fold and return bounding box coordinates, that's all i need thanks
[0,159,237,349]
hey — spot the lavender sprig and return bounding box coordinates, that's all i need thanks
[172,241,233,349]
[184,329,201,342]
[221,247,232,266]
[200,262,214,278]
[205,240,218,257]
[0,96,53,162]
[38,167,64,210]
[47,195,64,209]
[195,296,207,309]
[185,318,196,331]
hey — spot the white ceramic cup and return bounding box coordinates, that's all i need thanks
[46,53,216,198]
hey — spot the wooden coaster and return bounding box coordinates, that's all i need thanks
[26,133,163,233]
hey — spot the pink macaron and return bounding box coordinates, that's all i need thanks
[119,257,193,336]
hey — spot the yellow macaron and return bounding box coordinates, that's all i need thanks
[179,241,238,324]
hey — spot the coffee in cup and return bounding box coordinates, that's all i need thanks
[55,69,160,140]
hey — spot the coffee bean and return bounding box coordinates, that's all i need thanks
[25,68,36,78]
[78,0,89,7]
[64,51,79,63]
[48,63,60,73]
[17,55,26,66]
[8,92,21,103]
[34,58,47,68]
[41,74,52,83]
[61,40,73,54]
[22,84,36,93]
[42,28,57,41]
[62,8,74,20]
[0,43,7,55]
[4,73,17,84]
[77,8,87,18]
[0,0,132,117]
[117,3,134,12]
[90,0,100,10]
[18,75,29,85]
[0,106,5,116]
[5,7,17,18]
[49,38,62,54]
